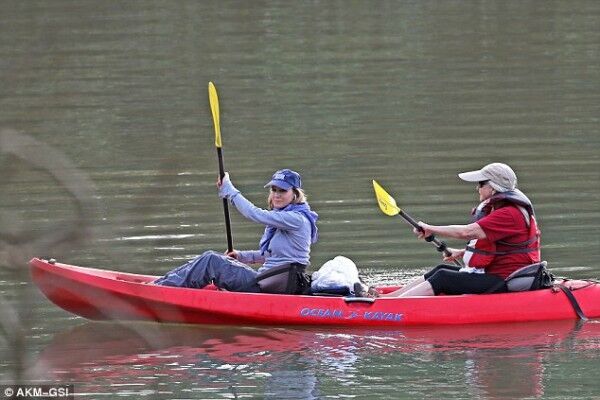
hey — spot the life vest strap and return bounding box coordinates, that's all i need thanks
[496,234,539,248]
[466,245,540,256]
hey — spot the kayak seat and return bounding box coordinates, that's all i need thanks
[505,261,552,291]
[256,263,311,295]
[485,261,552,294]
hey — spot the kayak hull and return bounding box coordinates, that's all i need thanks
[30,258,600,326]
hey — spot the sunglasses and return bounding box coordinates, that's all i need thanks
[270,186,290,194]
[478,180,490,188]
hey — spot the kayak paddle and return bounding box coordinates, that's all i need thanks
[209,82,234,253]
[372,180,463,266]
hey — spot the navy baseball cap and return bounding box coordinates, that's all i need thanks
[264,169,302,190]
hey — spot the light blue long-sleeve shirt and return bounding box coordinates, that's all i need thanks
[219,177,316,273]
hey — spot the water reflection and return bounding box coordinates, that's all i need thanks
[32,320,600,399]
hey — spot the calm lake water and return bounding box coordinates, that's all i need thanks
[1,1,599,399]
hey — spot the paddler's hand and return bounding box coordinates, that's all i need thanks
[217,172,240,199]
[413,222,434,240]
[443,248,465,262]
[225,250,240,260]
[216,171,229,188]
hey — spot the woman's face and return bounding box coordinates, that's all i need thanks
[477,180,495,201]
[269,186,294,209]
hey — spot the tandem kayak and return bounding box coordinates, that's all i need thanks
[30,257,600,326]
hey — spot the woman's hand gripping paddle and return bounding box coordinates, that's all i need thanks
[372,180,463,266]
[209,82,234,253]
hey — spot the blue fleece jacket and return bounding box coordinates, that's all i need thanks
[218,175,318,273]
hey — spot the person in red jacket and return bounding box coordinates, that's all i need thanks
[383,163,540,297]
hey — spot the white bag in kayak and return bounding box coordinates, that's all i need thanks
[311,255,361,295]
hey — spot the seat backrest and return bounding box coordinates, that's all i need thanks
[256,263,309,294]
[505,261,549,292]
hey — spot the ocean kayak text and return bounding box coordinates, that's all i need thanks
[299,307,403,322]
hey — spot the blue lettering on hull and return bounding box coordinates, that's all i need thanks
[299,308,403,322]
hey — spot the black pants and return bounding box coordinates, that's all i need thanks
[425,264,507,295]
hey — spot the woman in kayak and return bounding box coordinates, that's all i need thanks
[383,163,541,297]
[154,169,318,294]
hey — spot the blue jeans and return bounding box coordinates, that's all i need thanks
[154,251,261,292]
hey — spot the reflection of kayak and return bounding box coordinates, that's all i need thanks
[39,319,600,363]
[30,258,600,326]
[34,321,600,399]
[34,320,600,377]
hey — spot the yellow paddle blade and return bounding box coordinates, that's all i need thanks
[372,180,401,216]
[208,82,221,148]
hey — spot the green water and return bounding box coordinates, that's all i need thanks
[1,1,599,398]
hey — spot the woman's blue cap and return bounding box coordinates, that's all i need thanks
[264,169,302,190]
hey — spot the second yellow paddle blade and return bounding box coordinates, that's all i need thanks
[208,82,221,148]
[372,180,401,216]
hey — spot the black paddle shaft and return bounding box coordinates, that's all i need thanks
[398,209,463,266]
[217,147,234,252]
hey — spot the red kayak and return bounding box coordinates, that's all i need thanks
[30,257,600,326]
